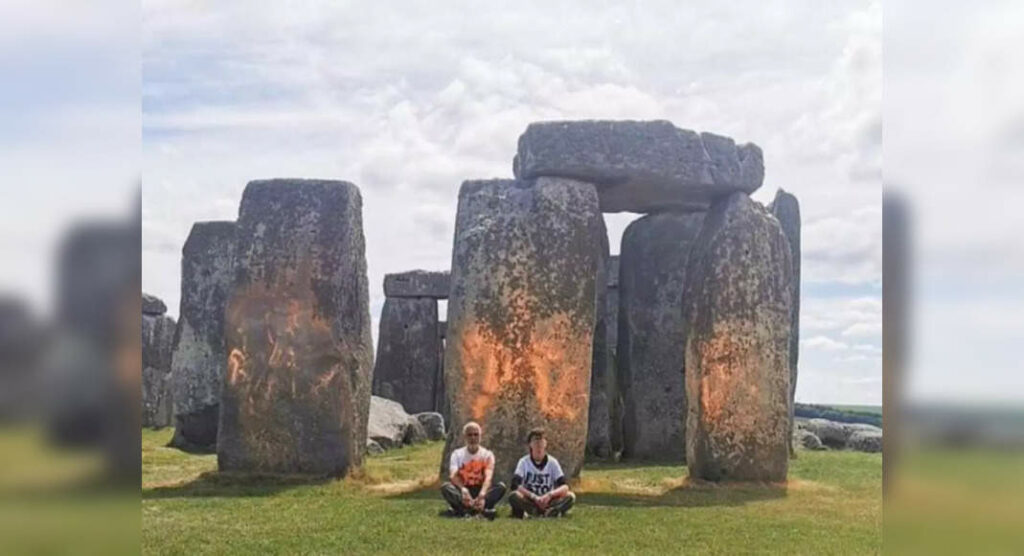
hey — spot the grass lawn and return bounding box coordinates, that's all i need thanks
[142,429,881,554]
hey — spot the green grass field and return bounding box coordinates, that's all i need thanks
[142,429,881,554]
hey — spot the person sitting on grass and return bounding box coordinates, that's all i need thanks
[440,421,507,520]
[508,428,576,518]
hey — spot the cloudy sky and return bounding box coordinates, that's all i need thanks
[141,1,882,405]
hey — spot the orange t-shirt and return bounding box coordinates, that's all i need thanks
[449,446,494,488]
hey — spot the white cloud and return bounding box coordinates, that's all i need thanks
[142,1,882,403]
[802,336,850,352]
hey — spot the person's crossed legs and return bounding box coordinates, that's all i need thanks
[508,490,576,518]
[440,482,507,516]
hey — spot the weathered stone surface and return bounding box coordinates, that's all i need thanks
[617,212,705,462]
[586,218,612,459]
[684,192,793,481]
[514,120,763,213]
[372,297,440,414]
[142,311,175,428]
[770,189,801,456]
[169,221,235,452]
[441,177,603,482]
[606,256,623,454]
[847,430,882,453]
[794,428,825,451]
[367,395,415,449]
[366,439,384,455]
[219,179,374,476]
[415,412,446,441]
[799,419,849,449]
[383,270,450,299]
[142,293,167,316]
[798,419,882,451]
[404,416,428,444]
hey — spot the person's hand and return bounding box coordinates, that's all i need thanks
[536,493,550,511]
[473,496,485,511]
[461,489,472,507]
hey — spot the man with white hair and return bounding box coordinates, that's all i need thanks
[440,421,507,520]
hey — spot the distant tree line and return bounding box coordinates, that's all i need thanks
[795,403,882,428]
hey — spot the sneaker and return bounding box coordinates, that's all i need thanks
[483,509,497,521]
[438,508,464,518]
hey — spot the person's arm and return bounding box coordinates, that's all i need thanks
[449,453,471,502]
[510,471,535,501]
[477,455,494,500]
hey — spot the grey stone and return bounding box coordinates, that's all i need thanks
[618,212,705,462]
[514,120,763,213]
[0,298,41,420]
[799,419,851,449]
[383,270,450,299]
[48,218,140,483]
[368,395,413,449]
[415,412,446,441]
[606,256,624,455]
[847,429,883,453]
[366,438,384,455]
[142,312,175,428]
[586,217,612,459]
[770,189,801,456]
[404,416,428,445]
[441,177,603,482]
[684,193,793,482]
[219,179,374,476]
[371,297,441,414]
[169,221,235,452]
[794,428,825,451]
[142,293,167,316]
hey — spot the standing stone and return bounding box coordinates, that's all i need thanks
[141,295,175,428]
[617,212,705,462]
[606,256,624,455]
[219,179,374,476]
[514,120,763,213]
[586,218,612,458]
[169,221,235,452]
[769,189,801,456]
[383,270,450,299]
[372,297,440,414]
[434,321,448,421]
[142,293,167,316]
[683,192,793,482]
[442,177,602,482]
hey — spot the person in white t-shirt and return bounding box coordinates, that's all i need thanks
[508,427,576,518]
[440,421,507,519]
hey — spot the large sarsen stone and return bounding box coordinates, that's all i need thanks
[441,177,603,482]
[169,221,236,452]
[514,120,763,213]
[219,179,374,476]
[372,297,440,414]
[383,270,450,299]
[617,212,705,462]
[769,189,801,456]
[683,192,793,482]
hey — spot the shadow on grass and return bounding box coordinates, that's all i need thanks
[142,471,333,499]
[385,480,787,508]
[576,483,787,508]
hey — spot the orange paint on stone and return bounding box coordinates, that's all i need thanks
[458,312,589,423]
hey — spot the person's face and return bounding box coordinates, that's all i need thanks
[529,436,546,458]
[464,427,481,448]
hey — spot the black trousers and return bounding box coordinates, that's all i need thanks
[441,482,507,513]
[508,490,576,517]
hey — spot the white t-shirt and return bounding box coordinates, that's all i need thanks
[513,454,565,496]
[449,446,495,488]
